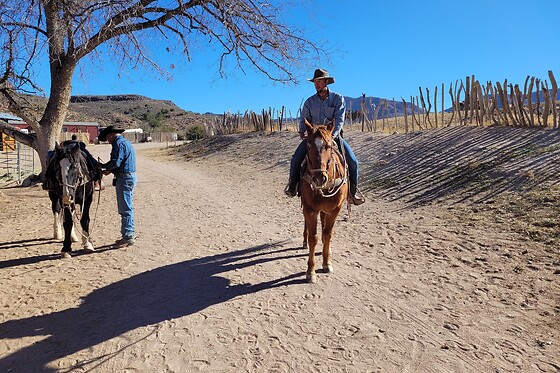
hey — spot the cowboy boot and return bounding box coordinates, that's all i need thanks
[284,179,298,197]
[349,183,365,205]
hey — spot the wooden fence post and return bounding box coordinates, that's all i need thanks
[392,98,398,132]
[441,83,445,127]
[373,101,381,132]
[403,99,410,133]
[549,70,558,129]
[535,78,542,126]
[434,85,438,128]
[542,81,551,127]
[447,82,456,126]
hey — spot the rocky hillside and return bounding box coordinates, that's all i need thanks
[0,94,219,133]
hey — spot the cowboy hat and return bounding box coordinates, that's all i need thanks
[98,125,125,142]
[308,68,335,84]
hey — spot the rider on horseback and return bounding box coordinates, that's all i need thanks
[285,68,365,205]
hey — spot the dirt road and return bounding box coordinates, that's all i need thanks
[0,134,558,372]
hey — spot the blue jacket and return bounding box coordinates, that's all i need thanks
[103,136,136,176]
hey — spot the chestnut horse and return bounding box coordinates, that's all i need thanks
[300,119,348,283]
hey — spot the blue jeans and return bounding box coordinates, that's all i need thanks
[289,137,359,194]
[115,174,137,239]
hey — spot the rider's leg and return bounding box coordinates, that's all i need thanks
[339,138,365,205]
[285,140,307,196]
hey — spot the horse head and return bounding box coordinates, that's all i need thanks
[54,142,91,207]
[304,119,337,189]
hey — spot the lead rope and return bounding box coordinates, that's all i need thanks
[70,163,104,242]
[86,159,104,238]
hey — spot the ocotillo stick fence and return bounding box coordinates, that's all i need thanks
[199,71,558,136]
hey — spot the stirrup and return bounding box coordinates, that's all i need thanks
[284,182,297,197]
[350,188,365,205]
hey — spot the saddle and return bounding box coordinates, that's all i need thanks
[42,142,99,191]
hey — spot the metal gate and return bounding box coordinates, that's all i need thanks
[0,137,39,187]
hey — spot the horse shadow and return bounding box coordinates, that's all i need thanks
[0,241,119,269]
[0,241,307,371]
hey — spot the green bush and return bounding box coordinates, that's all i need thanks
[186,126,206,141]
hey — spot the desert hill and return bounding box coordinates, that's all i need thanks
[0,94,218,133]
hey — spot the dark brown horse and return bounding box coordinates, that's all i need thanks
[300,119,348,283]
[45,142,96,258]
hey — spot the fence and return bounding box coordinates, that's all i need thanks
[0,140,39,187]
[201,107,300,136]
[348,70,559,133]
[120,131,177,143]
[198,70,559,136]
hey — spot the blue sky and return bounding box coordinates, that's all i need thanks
[68,0,560,115]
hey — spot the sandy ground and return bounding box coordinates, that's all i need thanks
[0,129,558,373]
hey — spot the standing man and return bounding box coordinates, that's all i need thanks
[285,68,365,205]
[98,125,137,248]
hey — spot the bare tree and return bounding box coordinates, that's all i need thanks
[0,0,323,177]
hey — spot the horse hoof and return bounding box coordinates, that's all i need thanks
[60,252,72,259]
[306,273,317,283]
[323,265,334,273]
[302,242,308,249]
[83,242,95,252]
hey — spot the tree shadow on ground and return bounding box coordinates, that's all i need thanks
[0,241,306,372]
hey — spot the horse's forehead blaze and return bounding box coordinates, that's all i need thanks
[313,137,324,152]
[59,158,71,178]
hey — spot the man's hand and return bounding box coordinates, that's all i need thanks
[299,132,306,140]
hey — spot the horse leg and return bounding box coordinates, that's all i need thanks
[79,191,94,252]
[321,210,340,274]
[49,192,63,240]
[302,224,308,249]
[61,207,74,256]
[70,225,80,242]
[303,207,319,283]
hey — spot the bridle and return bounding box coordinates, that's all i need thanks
[53,145,102,239]
[57,153,89,206]
[303,129,347,198]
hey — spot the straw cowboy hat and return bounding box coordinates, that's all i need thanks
[308,68,335,84]
[98,125,126,142]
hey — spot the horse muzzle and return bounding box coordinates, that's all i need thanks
[311,171,329,189]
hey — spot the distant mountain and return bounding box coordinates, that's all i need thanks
[443,90,560,112]
[344,96,423,119]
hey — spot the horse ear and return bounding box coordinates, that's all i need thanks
[327,120,335,133]
[305,119,314,138]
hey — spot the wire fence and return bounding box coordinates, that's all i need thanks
[0,139,39,188]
